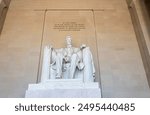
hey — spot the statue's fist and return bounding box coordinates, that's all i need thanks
[80,44,86,49]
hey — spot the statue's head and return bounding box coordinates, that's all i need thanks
[66,36,72,47]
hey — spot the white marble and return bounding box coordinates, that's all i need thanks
[41,36,95,83]
[26,37,101,98]
[28,80,99,90]
[26,89,101,98]
[25,80,101,98]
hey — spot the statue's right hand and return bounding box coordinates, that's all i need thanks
[80,44,86,49]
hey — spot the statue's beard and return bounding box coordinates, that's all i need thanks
[67,44,72,48]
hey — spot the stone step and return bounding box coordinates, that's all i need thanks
[25,88,101,98]
[27,82,100,90]
[25,80,101,98]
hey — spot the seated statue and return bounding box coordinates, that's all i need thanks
[40,36,95,83]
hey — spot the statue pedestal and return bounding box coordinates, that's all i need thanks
[25,79,101,98]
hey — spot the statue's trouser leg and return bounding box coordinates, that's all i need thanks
[70,54,78,79]
[56,53,63,78]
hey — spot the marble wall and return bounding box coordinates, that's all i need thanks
[0,0,11,34]
[145,0,150,16]
[0,0,150,97]
[127,0,150,88]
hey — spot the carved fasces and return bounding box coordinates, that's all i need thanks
[40,46,51,82]
[82,47,95,82]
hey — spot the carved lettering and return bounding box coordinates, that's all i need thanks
[53,22,85,31]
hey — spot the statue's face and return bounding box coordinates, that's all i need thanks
[66,36,72,46]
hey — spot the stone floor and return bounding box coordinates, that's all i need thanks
[0,0,150,97]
